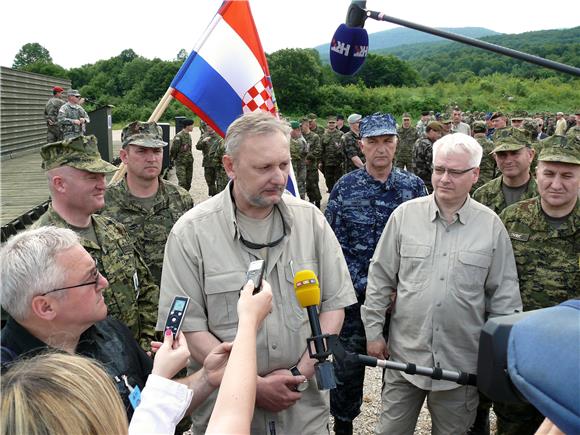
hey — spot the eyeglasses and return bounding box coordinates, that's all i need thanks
[433,166,475,178]
[40,258,100,296]
[237,206,286,250]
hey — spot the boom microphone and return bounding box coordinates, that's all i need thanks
[330,23,369,76]
[293,270,337,390]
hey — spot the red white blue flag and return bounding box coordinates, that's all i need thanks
[170,0,298,197]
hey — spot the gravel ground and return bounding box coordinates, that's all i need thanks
[164,128,498,435]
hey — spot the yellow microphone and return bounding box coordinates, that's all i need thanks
[294,269,321,308]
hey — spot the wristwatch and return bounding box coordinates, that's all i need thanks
[290,365,309,392]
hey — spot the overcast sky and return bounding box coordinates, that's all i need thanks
[1,0,578,69]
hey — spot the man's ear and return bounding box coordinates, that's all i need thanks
[51,174,66,193]
[30,296,58,321]
[223,155,235,179]
[119,148,129,165]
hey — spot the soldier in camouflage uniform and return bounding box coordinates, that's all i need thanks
[32,135,159,349]
[412,121,443,192]
[565,111,580,140]
[308,112,326,138]
[57,89,90,140]
[415,111,431,137]
[471,120,497,192]
[289,121,309,199]
[494,136,580,435]
[320,115,345,193]
[170,118,194,192]
[341,113,364,173]
[490,112,508,141]
[196,124,224,196]
[301,117,322,207]
[325,113,427,435]
[102,121,193,286]
[473,128,538,215]
[395,112,418,171]
[44,86,65,142]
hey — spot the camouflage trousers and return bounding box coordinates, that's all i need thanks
[47,125,62,143]
[295,163,307,199]
[216,166,229,194]
[305,167,321,202]
[494,401,544,435]
[175,155,193,192]
[331,301,367,422]
[204,167,218,196]
[323,165,343,194]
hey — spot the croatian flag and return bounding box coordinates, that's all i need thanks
[170,0,298,196]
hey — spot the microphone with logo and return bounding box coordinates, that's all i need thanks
[293,270,338,390]
[329,1,369,75]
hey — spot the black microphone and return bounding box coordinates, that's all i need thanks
[330,1,369,76]
[294,270,337,390]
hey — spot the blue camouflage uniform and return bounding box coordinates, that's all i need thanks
[325,166,427,423]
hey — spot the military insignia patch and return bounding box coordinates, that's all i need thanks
[509,231,530,242]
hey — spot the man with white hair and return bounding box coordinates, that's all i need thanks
[362,133,522,434]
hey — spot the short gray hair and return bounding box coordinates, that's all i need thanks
[432,133,483,168]
[224,112,291,158]
[0,227,79,321]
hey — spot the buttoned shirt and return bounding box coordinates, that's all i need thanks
[362,195,521,391]
[157,184,356,434]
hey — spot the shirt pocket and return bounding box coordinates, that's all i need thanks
[455,251,492,292]
[204,271,245,341]
[283,261,314,332]
[399,244,432,289]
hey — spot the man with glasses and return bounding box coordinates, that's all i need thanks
[0,226,233,421]
[157,111,356,435]
[32,135,159,349]
[362,133,522,435]
[473,128,538,215]
[57,89,90,140]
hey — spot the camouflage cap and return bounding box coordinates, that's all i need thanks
[538,135,580,165]
[300,116,310,123]
[473,120,487,133]
[307,113,318,120]
[41,135,118,173]
[426,121,444,132]
[121,121,167,148]
[490,112,505,121]
[402,112,411,119]
[491,128,531,154]
[67,89,81,97]
[327,115,338,122]
[290,120,300,129]
[359,112,398,138]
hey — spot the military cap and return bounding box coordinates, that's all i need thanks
[442,118,452,124]
[67,89,81,97]
[556,111,564,116]
[491,128,531,154]
[426,121,443,132]
[307,113,318,120]
[472,120,487,133]
[327,115,338,122]
[421,110,430,116]
[511,110,528,121]
[490,112,505,121]
[290,120,300,129]
[484,112,493,120]
[41,135,118,173]
[402,112,411,119]
[337,114,345,120]
[538,135,579,165]
[359,112,398,138]
[347,113,362,124]
[121,121,167,148]
[300,116,310,123]
[52,86,64,92]
[182,118,194,127]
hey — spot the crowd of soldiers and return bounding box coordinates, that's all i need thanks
[24,89,580,435]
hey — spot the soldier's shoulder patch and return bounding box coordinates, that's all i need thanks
[508,231,530,242]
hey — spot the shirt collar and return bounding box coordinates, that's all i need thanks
[429,194,472,224]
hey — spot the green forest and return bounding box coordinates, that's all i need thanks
[13,25,579,124]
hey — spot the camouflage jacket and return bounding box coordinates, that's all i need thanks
[395,126,418,168]
[170,129,193,163]
[341,130,364,173]
[196,131,224,168]
[290,136,309,165]
[499,197,579,310]
[44,97,65,125]
[303,131,321,168]
[325,167,427,296]
[33,206,159,348]
[472,175,538,215]
[57,103,90,139]
[473,134,497,190]
[412,137,434,188]
[321,129,344,167]
[102,177,193,285]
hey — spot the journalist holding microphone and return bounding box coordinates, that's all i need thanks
[157,112,356,435]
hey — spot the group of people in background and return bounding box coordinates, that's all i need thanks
[1,95,576,435]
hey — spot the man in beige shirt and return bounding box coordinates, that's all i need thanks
[362,133,522,435]
[157,112,356,435]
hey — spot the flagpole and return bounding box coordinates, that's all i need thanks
[108,88,174,185]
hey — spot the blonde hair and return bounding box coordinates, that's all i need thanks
[1,352,128,435]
